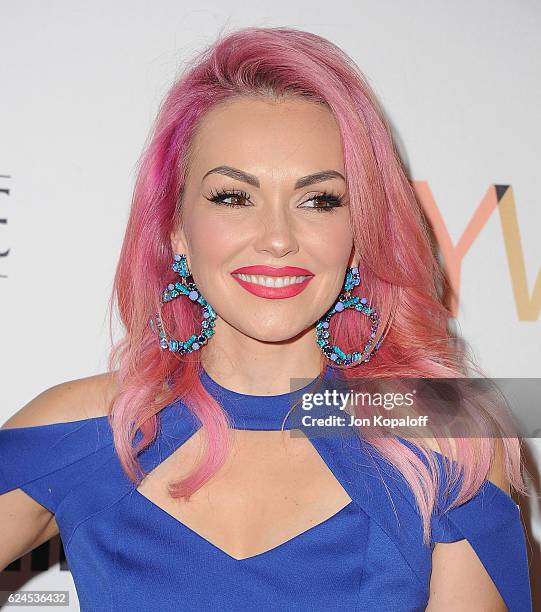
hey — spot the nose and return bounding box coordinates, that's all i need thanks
[252,201,300,259]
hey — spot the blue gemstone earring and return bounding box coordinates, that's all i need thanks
[149,254,217,354]
[316,266,382,365]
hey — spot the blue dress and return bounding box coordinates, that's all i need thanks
[0,367,532,611]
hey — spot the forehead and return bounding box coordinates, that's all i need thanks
[186,96,345,183]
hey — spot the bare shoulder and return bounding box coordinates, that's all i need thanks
[1,372,119,430]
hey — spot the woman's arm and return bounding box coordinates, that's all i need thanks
[0,489,59,572]
[0,374,115,571]
[426,439,510,611]
[0,385,67,570]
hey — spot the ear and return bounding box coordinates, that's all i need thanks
[349,248,360,270]
[170,225,189,261]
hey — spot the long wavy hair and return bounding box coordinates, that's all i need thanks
[106,25,528,545]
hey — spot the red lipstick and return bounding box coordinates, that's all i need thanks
[230,265,314,299]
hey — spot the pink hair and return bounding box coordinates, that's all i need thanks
[105,25,528,545]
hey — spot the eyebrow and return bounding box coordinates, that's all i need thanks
[201,166,346,189]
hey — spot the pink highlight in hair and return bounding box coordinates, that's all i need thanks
[104,26,528,545]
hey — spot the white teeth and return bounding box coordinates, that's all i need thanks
[233,273,309,288]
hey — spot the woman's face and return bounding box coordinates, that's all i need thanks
[171,96,357,343]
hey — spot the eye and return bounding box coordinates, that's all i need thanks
[205,188,252,208]
[204,188,344,212]
[299,191,344,213]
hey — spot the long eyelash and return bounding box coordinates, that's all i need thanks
[205,188,251,208]
[204,188,344,212]
[305,191,344,213]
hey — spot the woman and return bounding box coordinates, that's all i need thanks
[0,26,532,611]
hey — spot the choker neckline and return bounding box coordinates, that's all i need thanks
[197,365,341,430]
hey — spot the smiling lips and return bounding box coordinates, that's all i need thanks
[231,265,314,299]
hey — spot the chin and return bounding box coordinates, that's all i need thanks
[246,321,311,344]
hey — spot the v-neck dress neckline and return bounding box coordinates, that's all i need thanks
[130,363,357,563]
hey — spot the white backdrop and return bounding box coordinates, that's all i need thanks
[1,1,539,609]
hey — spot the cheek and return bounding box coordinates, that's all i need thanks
[185,212,240,267]
[305,217,354,264]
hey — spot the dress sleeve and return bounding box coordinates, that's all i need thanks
[430,457,532,612]
[0,417,114,514]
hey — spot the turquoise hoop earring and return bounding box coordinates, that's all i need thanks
[316,266,382,365]
[149,254,217,354]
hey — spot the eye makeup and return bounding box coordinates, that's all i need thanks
[204,187,345,213]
